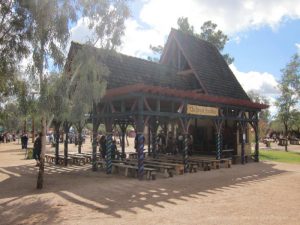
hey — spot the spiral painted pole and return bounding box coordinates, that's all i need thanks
[254,125,259,162]
[138,133,144,180]
[106,134,112,174]
[220,132,223,157]
[183,134,189,173]
[216,132,221,160]
[241,128,245,164]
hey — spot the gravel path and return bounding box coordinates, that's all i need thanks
[0,142,300,225]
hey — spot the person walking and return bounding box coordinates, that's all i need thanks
[33,133,42,166]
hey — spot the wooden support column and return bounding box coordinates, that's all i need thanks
[137,96,145,180]
[105,120,113,174]
[249,112,259,162]
[92,103,101,171]
[151,118,159,158]
[148,125,151,155]
[106,133,113,174]
[118,121,128,159]
[179,117,191,173]
[254,121,259,162]
[214,119,223,160]
[63,121,71,167]
[239,121,247,165]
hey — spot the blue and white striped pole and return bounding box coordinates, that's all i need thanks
[106,134,112,174]
[138,133,144,180]
[183,134,189,173]
[216,132,221,160]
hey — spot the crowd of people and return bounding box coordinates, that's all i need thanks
[134,131,194,156]
[0,132,16,143]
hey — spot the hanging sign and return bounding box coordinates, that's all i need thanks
[186,104,219,116]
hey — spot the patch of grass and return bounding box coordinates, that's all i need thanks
[259,149,300,164]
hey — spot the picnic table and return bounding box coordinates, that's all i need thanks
[98,160,156,180]
[115,159,175,178]
[278,138,288,146]
[290,138,300,145]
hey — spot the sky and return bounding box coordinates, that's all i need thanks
[69,0,300,116]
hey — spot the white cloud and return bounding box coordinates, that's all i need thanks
[230,64,279,115]
[120,19,165,58]
[139,0,300,35]
[296,43,300,54]
[70,17,94,44]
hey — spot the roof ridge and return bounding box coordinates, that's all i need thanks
[170,28,219,51]
[70,41,174,71]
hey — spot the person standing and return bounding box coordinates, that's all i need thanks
[24,133,28,149]
[99,135,106,159]
[33,133,42,166]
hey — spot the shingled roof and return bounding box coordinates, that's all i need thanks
[160,29,250,101]
[68,42,201,91]
[66,32,267,110]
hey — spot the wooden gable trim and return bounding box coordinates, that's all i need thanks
[160,31,175,64]
[172,34,208,94]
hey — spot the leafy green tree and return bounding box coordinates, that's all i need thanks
[47,74,69,164]
[1,102,22,132]
[197,21,234,64]
[276,54,299,151]
[67,1,129,171]
[286,54,300,97]
[69,46,110,170]
[0,0,31,103]
[2,0,129,188]
[247,90,271,139]
[290,110,300,134]
[20,0,79,189]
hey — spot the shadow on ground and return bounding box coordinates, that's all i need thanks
[0,149,289,224]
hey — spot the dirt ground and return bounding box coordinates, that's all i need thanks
[0,140,300,225]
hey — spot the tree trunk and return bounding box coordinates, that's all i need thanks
[63,122,70,166]
[23,119,27,133]
[284,123,288,152]
[32,117,35,143]
[37,116,46,189]
[78,127,83,154]
[54,122,61,165]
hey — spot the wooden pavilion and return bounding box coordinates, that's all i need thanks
[66,29,268,179]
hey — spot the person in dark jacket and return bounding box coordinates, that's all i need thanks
[33,133,42,166]
[99,135,106,159]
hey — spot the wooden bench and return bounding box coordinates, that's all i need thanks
[117,160,175,178]
[69,155,86,165]
[153,157,198,173]
[145,159,184,175]
[111,163,157,180]
[58,155,73,165]
[220,158,232,168]
[190,156,221,169]
[45,154,56,163]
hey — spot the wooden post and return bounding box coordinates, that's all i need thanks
[214,119,223,160]
[137,132,144,180]
[254,121,259,162]
[63,121,71,167]
[183,133,189,173]
[106,133,113,174]
[119,121,128,159]
[148,125,151,155]
[32,117,35,143]
[179,117,190,173]
[151,119,159,158]
[92,103,101,171]
[137,96,144,180]
[240,121,247,164]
